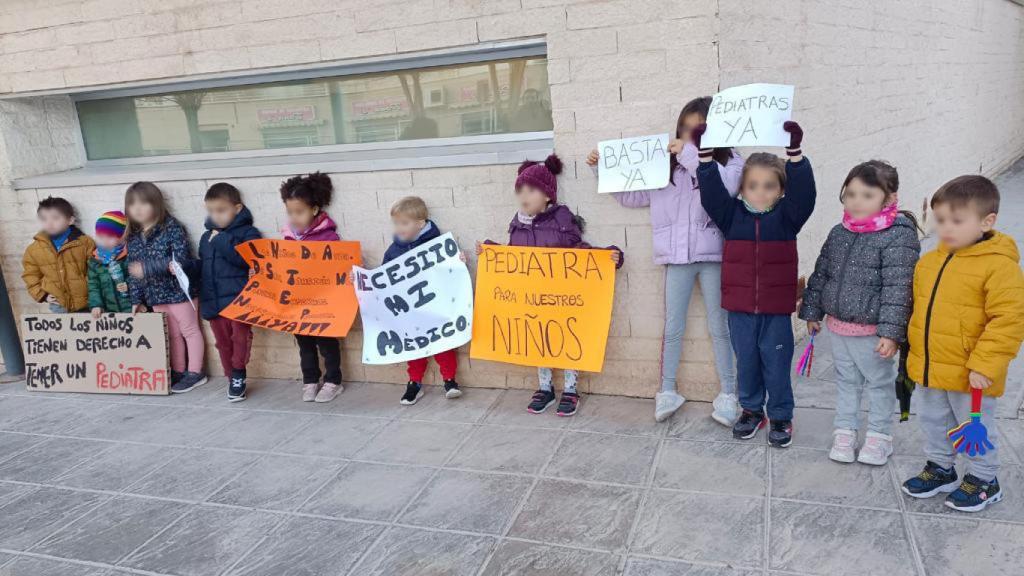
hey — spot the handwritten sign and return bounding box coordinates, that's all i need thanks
[701,83,795,148]
[597,133,670,193]
[220,239,362,338]
[353,233,473,364]
[20,313,169,395]
[470,245,616,372]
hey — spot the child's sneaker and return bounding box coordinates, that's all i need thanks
[315,382,343,403]
[732,409,766,440]
[400,381,423,405]
[829,429,857,463]
[654,391,685,422]
[768,419,793,448]
[902,461,959,498]
[527,389,556,414]
[945,475,1002,512]
[302,383,319,402]
[444,379,462,399]
[556,392,579,417]
[171,372,208,393]
[171,371,184,386]
[856,431,893,466]
[227,377,247,403]
[711,392,739,426]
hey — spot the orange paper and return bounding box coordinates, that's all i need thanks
[220,239,361,337]
[470,245,616,372]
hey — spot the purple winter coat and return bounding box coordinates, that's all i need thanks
[614,143,743,265]
[502,204,624,268]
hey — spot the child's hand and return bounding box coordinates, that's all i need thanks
[586,149,600,166]
[116,282,128,294]
[128,262,144,279]
[45,294,58,304]
[668,139,684,154]
[610,249,621,264]
[132,304,147,315]
[91,307,103,319]
[210,229,219,239]
[459,251,468,263]
[875,336,898,359]
[475,241,484,256]
[969,370,993,390]
[806,320,820,335]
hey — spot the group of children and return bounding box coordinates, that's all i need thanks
[21,95,1024,513]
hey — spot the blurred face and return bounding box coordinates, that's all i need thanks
[740,166,783,212]
[95,234,122,250]
[37,208,73,236]
[392,213,426,242]
[127,197,157,229]
[206,197,241,229]
[285,198,319,231]
[842,177,888,219]
[678,112,705,143]
[516,184,549,216]
[932,202,996,250]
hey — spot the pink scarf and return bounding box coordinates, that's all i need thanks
[842,203,898,233]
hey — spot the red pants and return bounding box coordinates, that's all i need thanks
[209,317,253,377]
[407,349,458,382]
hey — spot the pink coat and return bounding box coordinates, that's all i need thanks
[281,212,340,241]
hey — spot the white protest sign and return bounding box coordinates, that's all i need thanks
[169,256,195,309]
[353,232,473,364]
[597,133,670,193]
[701,84,795,148]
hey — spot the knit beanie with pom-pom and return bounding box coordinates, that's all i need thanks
[515,154,563,203]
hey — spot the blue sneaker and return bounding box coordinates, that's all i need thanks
[945,474,1002,512]
[227,377,246,403]
[902,461,959,498]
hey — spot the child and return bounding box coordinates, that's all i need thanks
[476,154,623,417]
[901,175,1024,512]
[124,181,207,393]
[693,121,815,447]
[22,197,94,313]
[586,96,744,424]
[384,196,465,405]
[799,161,920,465]
[280,172,344,403]
[88,211,131,317]
[198,183,262,402]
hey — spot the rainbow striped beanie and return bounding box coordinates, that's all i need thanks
[95,210,127,238]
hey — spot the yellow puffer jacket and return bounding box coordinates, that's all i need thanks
[21,227,95,312]
[906,231,1024,397]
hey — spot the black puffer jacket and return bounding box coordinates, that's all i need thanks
[799,215,920,341]
[198,207,261,319]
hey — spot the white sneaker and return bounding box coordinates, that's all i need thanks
[654,391,686,422]
[857,431,893,466]
[315,382,343,403]
[829,429,857,463]
[302,383,319,402]
[711,393,740,426]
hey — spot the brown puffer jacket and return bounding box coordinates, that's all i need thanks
[22,226,95,312]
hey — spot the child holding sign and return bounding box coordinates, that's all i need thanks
[693,121,815,447]
[88,210,132,317]
[22,197,94,313]
[477,154,623,417]
[280,172,344,403]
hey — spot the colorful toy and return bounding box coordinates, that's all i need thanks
[947,387,994,456]
[795,330,815,377]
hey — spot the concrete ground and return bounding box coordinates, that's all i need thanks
[0,158,1022,576]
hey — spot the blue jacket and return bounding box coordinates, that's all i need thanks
[198,206,261,319]
[383,220,442,264]
[127,216,200,307]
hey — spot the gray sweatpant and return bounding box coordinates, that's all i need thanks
[917,386,1000,481]
[831,332,897,434]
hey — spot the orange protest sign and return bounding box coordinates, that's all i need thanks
[220,239,362,337]
[470,245,616,372]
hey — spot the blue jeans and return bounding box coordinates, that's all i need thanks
[727,312,794,420]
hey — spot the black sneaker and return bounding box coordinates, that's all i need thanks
[945,474,1002,512]
[401,381,423,405]
[444,379,462,399]
[171,371,184,386]
[556,392,579,417]
[902,461,960,498]
[527,389,556,414]
[768,419,793,448]
[732,409,766,440]
[171,371,208,394]
[227,377,246,402]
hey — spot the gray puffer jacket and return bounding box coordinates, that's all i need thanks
[798,215,920,341]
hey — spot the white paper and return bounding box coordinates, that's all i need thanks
[701,84,795,148]
[597,133,671,193]
[353,232,473,364]
[169,256,195,310]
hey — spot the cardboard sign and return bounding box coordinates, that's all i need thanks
[20,313,169,395]
[353,233,473,364]
[220,239,362,337]
[597,133,670,193]
[701,83,795,148]
[470,245,616,372]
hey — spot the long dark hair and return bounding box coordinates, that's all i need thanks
[125,181,169,236]
[841,160,921,232]
[670,96,732,184]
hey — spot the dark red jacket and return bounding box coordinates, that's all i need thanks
[498,204,623,268]
[697,158,816,314]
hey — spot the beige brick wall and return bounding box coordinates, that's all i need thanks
[1,0,1023,399]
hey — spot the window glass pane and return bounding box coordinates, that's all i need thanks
[76,56,552,160]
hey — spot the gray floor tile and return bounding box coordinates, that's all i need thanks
[32,495,186,564]
[52,443,180,491]
[274,414,388,459]
[545,432,659,485]
[227,516,383,576]
[447,425,558,474]
[0,397,113,435]
[786,407,837,450]
[197,410,316,451]
[997,418,1024,463]
[666,402,735,441]
[65,404,173,441]
[0,553,13,568]
[0,437,114,483]
[480,540,620,576]
[654,440,766,496]
[910,514,1024,576]
[482,389,571,429]
[120,506,280,576]
[624,557,760,576]
[0,487,106,551]
[631,490,763,567]
[328,381,406,418]
[0,481,35,508]
[508,479,641,551]
[400,469,532,534]
[127,407,242,446]
[123,448,258,501]
[893,458,1024,522]
[569,395,663,436]
[769,500,915,575]
[1,556,111,576]
[400,386,502,423]
[0,432,46,465]
[207,454,343,511]
[301,461,434,521]
[771,446,899,509]
[353,526,496,576]
[354,420,470,465]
